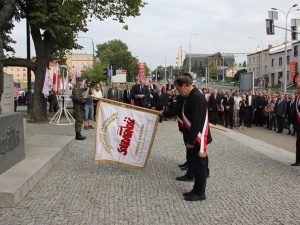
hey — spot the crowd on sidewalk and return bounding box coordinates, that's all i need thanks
[204,87,296,136]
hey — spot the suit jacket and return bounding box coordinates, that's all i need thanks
[166,84,174,90]
[255,96,266,110]
[107,88,122,102]
[123,89,132,104]
[286,100,295,116]
[292,96,300,130]
[132,84,149,107]
[182,87,212,147]
[246,94,256,108]
[209,94,219,111]
[274,99,287,116]
[152,92,168,110]
[101,86,108,98]
[222,96,234,112]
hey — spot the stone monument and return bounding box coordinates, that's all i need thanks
[0,73,14,114]
[0,74,25,174]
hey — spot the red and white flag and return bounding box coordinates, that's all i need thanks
[71,65,81,84]
[94,100,159,169]
[52,63,60,94]
[42,68,52,97]
[65,70,70,97]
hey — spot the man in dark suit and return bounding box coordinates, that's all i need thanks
[286,94,295,135]
[291,84,300,166]
[223,91,234,129]
[107,83,122,102]
[209,90,219,125]
[166,79,174,91]
[254,91,266,126]
[123,83,132,104]
[246,89,256,127]
[132,78,149,107]
[152,84,168,122]
[274,93,287,133]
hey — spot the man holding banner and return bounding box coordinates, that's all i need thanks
[174,75,212,201]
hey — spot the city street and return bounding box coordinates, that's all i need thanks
[0,118,300,224]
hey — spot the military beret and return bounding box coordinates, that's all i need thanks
[76,77,84,81]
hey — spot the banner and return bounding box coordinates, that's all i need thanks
[290,61,296,79]
[138,62,145,77]
[42,68,52,97]
[94,99,159,169]
[226,69,237,77]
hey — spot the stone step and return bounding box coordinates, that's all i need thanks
[0,134,75,208]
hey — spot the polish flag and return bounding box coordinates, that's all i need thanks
[42,68,51,97]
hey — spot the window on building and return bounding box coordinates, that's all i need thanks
[294,46,298,57]
[279,57,282,66]
[287,55,290,64]
[287,71,290,80]
[249,58,251,64]
[23,68,26,71]
[271,59,274,67]
[11,68,13,71]
[253,57,255,63]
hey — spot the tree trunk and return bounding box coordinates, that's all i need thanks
[0,35,4,113]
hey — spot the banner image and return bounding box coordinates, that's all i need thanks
[226,69,237,77]
[94,99,159,169]
[290,61,296,79]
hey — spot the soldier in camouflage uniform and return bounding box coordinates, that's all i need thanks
[72,77,86,140]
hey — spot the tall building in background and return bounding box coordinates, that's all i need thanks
[177,46,183,67]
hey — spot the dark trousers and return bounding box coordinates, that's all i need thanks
[186,149,209,178]
[296,131,300,163]
[189,147,207,195]
[225,110,233,128]
[265,115,270,128]
[247,106,253,127]
[210,109,218,125]
[14,100,18,112]
[239,110,248,127]
[255,108,263,126]
[276,115,284,132]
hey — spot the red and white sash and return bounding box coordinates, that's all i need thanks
[182,108,209,155]
[177,116,184,128]
[296,95,300,124]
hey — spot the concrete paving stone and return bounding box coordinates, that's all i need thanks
[0,121,300,224]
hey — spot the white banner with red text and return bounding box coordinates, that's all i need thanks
[94,99,159,169]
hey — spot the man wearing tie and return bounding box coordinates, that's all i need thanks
[222,92,234,129]
[291,84,300,166]
[123,83,132,104]
[133,78,149,107]
[152,84,168,122]
[274,93,287,133]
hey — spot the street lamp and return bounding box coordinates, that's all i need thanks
[249,37,264,89]
[189,34,198,73]
[77,36,95,63]
[165,48,178,82]
[271,4,298,94]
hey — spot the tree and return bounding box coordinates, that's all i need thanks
[192,60,199,75]
[3,0,146,121]
[81,61,106,85]
[234,68,247,82]
[0,0,19,113]
[243,61,247,67]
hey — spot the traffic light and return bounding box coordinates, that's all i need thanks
[291,26,298,41]
[102,66,110,80]
[112,68,116,76]
[266,19,275,35]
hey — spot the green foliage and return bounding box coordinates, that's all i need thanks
[96,39,148,82]
[81,61,107,86]
[209,67,217,80]
[234,68,247,81]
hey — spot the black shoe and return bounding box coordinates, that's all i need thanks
[181,166,188,170]
[230,127,233,129]
[268,128,272,130]
[76,132,86,140]
[184,193,206,201]
[292,133,295,136]
[207,174,210,178]
[291,163,300,166]
[164,118,168,121]
[84,126,89,130]
[178,162,187,167]
[183,191,194,197]
[276,131,282,133]
[176,175,194,182]
[88,125,94,129]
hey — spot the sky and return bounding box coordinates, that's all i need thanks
[7,0,300,70]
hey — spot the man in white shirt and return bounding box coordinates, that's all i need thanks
[233,91,242,126]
